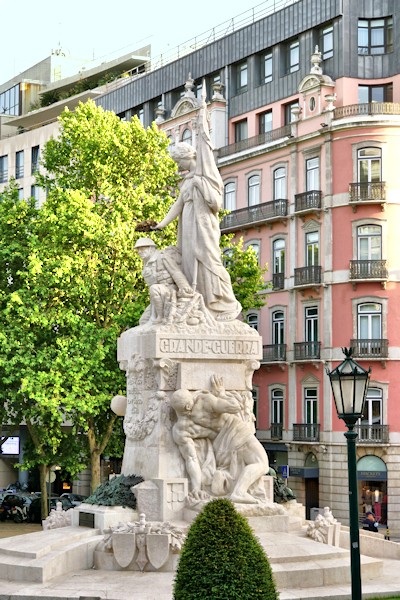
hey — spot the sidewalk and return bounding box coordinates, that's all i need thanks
[0,520,42,538]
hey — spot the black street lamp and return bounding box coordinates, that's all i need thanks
[326,347,371,600]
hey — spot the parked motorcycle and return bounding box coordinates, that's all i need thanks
[10,502,28,523]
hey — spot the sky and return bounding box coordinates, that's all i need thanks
[0,0,281,84]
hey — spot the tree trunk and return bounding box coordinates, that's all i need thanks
[90,450,101,493]
[87,413,117,493]
[39,463,49,520]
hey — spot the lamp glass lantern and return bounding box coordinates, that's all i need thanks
[327,347,370,425]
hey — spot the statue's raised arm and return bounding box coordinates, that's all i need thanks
[155,83,241,322]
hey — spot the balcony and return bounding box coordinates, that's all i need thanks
[218,124,291,158]
[293,423,320,442]
[334,102,400,119]
[355,424,389,444]
[350,339,389,359]
[220,199,288,233]
[293,341,321,361]
[349,182,386,206]
[272,272,284,290]
[349,260,388,281]
[262,344,286,363]
[294,265,322,287]
[270,423,283,440]
[294,190,322,214]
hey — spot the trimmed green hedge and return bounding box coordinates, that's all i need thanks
[173,498,279,599]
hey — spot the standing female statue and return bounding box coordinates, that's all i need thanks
[154,88,241,321]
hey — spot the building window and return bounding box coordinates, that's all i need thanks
[236,61,248,92]
[234,119,248,142]
[15,150,24,179]
[181,128,192,144]
[284,100,299,124]
[306,157,319,191]
[305,306,318,343]
[360,388,382,427]
[358,84,393,103]
[271,388,284,426]
[272,310,284,345]
[31,185,41,208]
[259,110,272,134]
[224,182,236,211]
[286,39,299,73]
[273,167,286,200]
[247,313,259,331]
[17,188,24,200]
[252,386,259,428]
[321,24,333,59]
[245,239,261,262]
[31,146,40,174]
[248,174,260,207]
[304,388,318,424]
[358,303,382,341]
[0,155,8,183]
[136,107,144,125]
[0,83,20,116]
[273,238,285,276]
[306,231,319,266]
[262,51,273,83]
[358,225,382,260]
[358,148,381,183]
[358,17,393,55]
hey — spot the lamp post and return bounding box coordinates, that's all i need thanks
[326,347,370,600]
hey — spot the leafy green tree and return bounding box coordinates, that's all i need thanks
[0,102,178,511]
[221,235,269,313]
[174,498,279,599]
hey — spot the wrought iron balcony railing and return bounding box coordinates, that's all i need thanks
[350,339,389,358]
[262,344,286,363]
[349,260,388,280]
[15,166,24,179]
[294,190,322,213]
[355,424,389,444]
[270,423,283,440]
[220,199,288,232]
[0,170,8,183]
[294,265,321,287]
[293,423,320,442]
[334,102,400,119]
[272,272,284,290]
[294,341,321,360]
[218,124,291,158]
[349,182,386,203]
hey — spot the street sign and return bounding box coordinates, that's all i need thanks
[281,465,289,479]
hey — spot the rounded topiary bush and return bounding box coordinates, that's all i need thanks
[173,498,279,600]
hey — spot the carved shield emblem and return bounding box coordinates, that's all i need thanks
[112,532,137,568]
[146,533,170,569]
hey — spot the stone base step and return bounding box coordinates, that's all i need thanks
[0,527,102,583]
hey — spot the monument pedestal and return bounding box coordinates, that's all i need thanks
[117,321,262,519]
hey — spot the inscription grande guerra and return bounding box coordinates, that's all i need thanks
[158,338,260,356]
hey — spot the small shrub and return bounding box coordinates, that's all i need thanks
[173,498,279,600]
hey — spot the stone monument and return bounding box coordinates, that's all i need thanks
[115,86,271,524]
